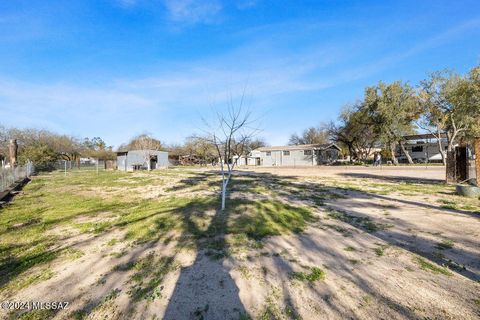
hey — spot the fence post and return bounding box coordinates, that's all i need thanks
[64,160,67,177]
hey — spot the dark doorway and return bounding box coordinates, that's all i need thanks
[150,155,158,170]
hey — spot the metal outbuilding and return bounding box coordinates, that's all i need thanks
[116,150,169,171]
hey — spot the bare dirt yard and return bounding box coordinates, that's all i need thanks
[0,165,479,320]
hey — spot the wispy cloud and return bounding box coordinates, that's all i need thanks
[1,16,478,146]
[163,0,223,25]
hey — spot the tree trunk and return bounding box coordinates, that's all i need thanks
[398,141,414,164]
[221,174,230,211]
[446,150,456,184]
[475,138,480,186]
[221,178,226,210]
[455,146,467,182]
[389,143,398,165]
[436,133,446,165]
[348,145,354,163]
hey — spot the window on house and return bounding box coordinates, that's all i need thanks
[304,150,312,155]
[412,146,423,152]
[283,150,290,156]
[265,151,271,156]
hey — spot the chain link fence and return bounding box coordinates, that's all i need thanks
[52,160,116,174]
[0,162,35,194]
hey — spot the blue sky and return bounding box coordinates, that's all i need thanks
[0,0,479,147]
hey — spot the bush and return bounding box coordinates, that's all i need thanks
[18,143,58,170]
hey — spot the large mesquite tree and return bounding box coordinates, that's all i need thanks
[418,67,479,182]
[364,81,420,164]
[328,104,378,162]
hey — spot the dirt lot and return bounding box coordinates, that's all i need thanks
[0,166,479,320]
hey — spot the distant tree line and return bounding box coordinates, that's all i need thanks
[0,126,115,169]
[167,136,266,165]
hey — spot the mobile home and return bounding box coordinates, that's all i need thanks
[237,143,340,167]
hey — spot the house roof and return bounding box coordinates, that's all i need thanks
[116,149,167,155]
[403,133,447,140]
[255,143,341,152]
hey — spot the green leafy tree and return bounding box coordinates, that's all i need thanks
[364,81,420,164]
[329,104,378,162]
[82,137,115,160]
[418,71,455,165]
[18,142,58,170]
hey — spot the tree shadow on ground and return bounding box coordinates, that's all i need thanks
[163,195,248,320]
[339,172,445,184]
[237,170,480,282]
[2,168,480,319]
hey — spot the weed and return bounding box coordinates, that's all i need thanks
[327,209,387,233]
[436,239,454,250]
[291,267,326,282]
[106,238,118,246]
[236,265,254,280]
[62,248,84,260]
[258,287,302,320]
[373,244,389,257]
[359,295,372,308]
[126,254,177,301]
[414,257,452,276]
[324,224,352,237]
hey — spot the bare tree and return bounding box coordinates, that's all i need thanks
[122,134,163,170]
[289,124,330,145]
[202,104,258,211]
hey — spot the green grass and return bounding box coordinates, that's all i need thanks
[62,248,85,260]
[0,170,320,295]
[291,267,326,282]
[228,199,317,239]
[436,198,480,212]
[313,177,454,197]
[373,244,389,257]
[327,208,389,233]
[122,254,178,301]
[258,287,302,320]
[5,167,467,303]
[436,239,454,250]
[414,257,452,276]
[16,309,56,320]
